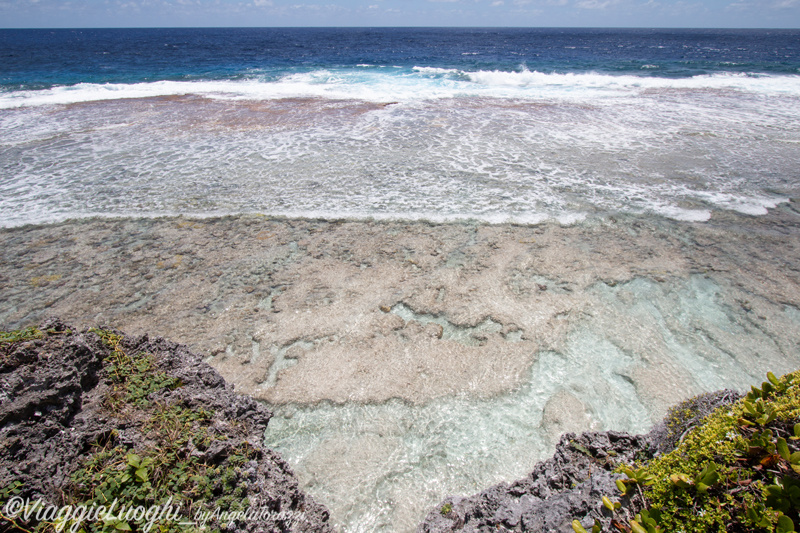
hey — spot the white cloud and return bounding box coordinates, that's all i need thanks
[576,0,620,7]
[645,0,705,16]
[724,0,751,10]
[490,0,504,5]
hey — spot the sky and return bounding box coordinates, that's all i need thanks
[1,0,799,28]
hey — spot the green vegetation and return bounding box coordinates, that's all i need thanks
[1,328,258,533]
[0,327,46,344]
[576,370,800,533]
[0,325,73,346]
[91,328,182,411]
[63,405,255,533]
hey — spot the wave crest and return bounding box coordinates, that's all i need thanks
[1,68,799,109]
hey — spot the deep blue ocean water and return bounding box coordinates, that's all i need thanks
[2,28,800,90]
[1,28,800,226]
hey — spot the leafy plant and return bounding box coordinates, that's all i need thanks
[765,478,800,515]
[630,509,662,533]
[90,328,182,411]
[571,518,601,533]
[741,398,779,427]
[668,462,721,494]
[0,327,44,344]
[617,466,656,496]
[576,370,800,532]
[602,496,621,512]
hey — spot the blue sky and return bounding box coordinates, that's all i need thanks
[1,0,799,28]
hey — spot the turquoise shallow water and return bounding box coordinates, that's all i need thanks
[264,275,800,532]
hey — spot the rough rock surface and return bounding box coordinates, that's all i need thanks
[417,390,741,533]
[0,318,332,533]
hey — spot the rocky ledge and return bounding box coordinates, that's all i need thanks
[418,390,742,533]
[0,319,332,533]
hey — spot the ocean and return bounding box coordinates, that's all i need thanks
[2,27,800,227]
[4,28,800,533]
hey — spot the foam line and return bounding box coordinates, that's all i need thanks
[2,69,799,109]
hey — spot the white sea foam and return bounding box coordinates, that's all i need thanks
[1,68,798,228]
[411,66,460,75]
[695,192,790,216]
[649,204,712,222]
[2,69,799,110]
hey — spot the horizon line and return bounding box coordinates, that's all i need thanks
[2,25,799,30]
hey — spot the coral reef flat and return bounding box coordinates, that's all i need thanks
[3,206,800,531]
[2,208,799,410]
